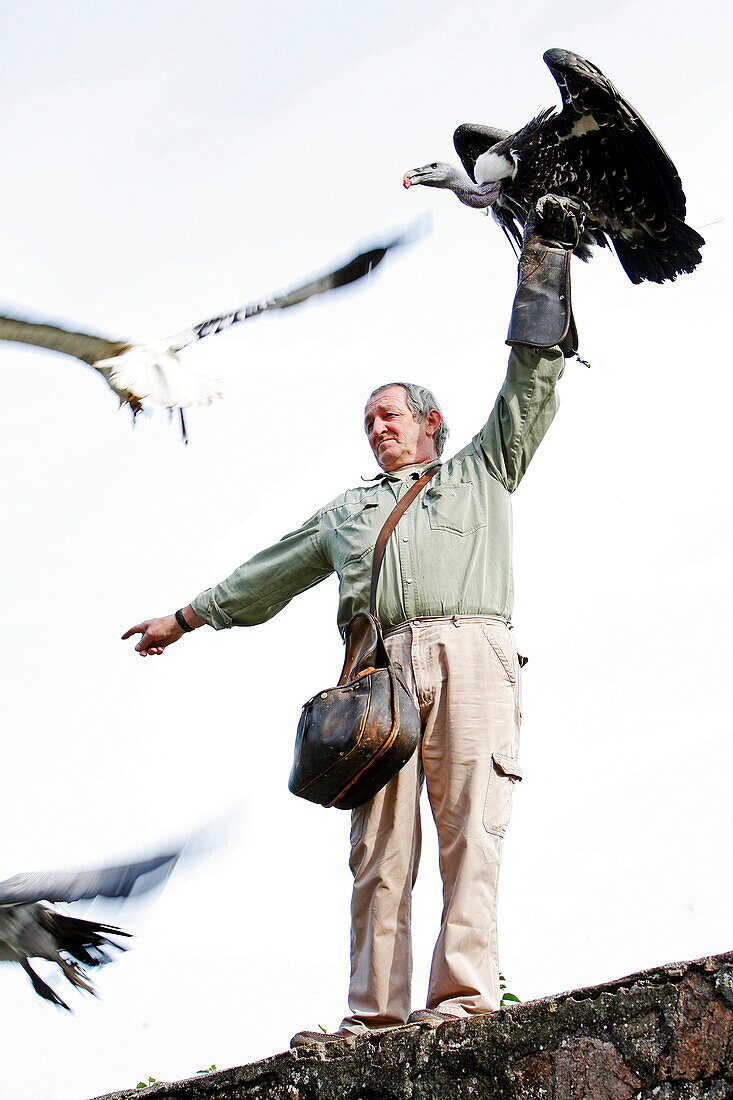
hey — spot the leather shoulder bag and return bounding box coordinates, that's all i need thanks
[289,465,439,810]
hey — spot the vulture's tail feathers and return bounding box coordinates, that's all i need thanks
[21,959,71,1011]
[613,213,705,285]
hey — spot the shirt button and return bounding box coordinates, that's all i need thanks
[402,537,408,542]
[406,578,413,584]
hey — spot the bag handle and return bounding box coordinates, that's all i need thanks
[369,464,439,616]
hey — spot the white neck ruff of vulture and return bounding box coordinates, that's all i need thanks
[473,150,515,185]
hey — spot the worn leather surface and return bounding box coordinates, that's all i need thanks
[506,194,585,355]
[506,241,573,350]
[337,611,383,686]
[290,612,420,810]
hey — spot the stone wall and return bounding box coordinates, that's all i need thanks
[95,950,733,1100]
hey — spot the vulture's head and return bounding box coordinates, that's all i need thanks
[403,162,503,209]
[403,162,467,190]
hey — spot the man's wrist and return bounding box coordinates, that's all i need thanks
[175,605,204,632]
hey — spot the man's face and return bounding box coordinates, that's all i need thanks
[364,385,438,472]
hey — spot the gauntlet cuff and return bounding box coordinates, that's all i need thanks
[506,195,585,357]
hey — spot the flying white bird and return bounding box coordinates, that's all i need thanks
[0,848,182,1009]
[0,221,424,440]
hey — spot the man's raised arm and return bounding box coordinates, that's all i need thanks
[471,195,586,491]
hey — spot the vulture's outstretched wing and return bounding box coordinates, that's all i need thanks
[544,48,687,218]
[541,48,700,282]
[0,850,181,907]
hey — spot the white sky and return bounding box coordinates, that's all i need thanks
[1,1,731,1097]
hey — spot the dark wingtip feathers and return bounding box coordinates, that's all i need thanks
[50,911,131,967]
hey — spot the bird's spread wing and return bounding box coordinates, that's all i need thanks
[0,313,222,422]
[169,219,428,351]
[0,221,427,425]
[0,315,130,367]
[453,124,513,183]
[543,48,687,221]
[0,850,180,907]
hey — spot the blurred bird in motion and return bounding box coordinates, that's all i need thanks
[0,218,427,440]
[0,831,220,1009]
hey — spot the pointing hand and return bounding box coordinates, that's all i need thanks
[122,606,202,656]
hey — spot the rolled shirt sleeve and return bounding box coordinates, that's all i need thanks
[190,511,334,629]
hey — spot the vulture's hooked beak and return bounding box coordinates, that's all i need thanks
[403,165,443,188]
[403,168,425,188]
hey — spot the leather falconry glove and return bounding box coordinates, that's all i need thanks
[506,194,588,358]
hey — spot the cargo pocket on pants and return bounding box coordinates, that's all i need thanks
[483,752,523,836]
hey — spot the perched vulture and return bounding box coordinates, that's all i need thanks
[0,221,423,439]
[403,49,704,284]
[0,848,181,1009]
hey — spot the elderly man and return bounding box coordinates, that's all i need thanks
[124,197,583,1045]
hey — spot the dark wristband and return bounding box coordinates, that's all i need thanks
[175,608,194,633]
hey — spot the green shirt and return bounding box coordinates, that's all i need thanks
[191,345,564,636]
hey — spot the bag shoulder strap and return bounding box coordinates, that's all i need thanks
[369,464,439,616]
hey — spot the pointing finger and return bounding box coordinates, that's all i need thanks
[122,623,146,640]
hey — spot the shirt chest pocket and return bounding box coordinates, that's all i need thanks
[423,483,486,535]
[337,498,381,566]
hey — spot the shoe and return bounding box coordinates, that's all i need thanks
[290,1028,357,1049]
[406,1009,459,1029]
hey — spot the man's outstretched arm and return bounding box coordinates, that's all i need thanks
[121,604,204,656]
[122,508,334,657]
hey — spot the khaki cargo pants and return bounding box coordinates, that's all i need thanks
[340,615,522,1031]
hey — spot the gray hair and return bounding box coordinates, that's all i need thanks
[368,382,449,458]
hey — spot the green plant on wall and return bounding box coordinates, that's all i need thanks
[499,973,521,1008]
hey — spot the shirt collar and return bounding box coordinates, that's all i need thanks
[361,459,441,484]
